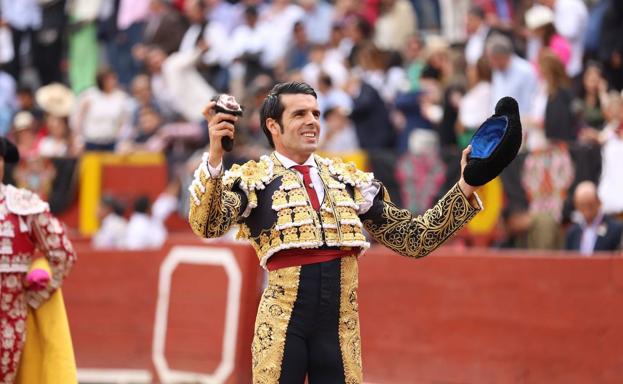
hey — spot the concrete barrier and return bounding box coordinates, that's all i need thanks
[62,236,623,383]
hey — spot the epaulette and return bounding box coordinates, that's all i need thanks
[223,155,274,192]
[5,185,50,216]
[318,155,373,188]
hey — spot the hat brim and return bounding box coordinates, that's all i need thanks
[464,97,522,186]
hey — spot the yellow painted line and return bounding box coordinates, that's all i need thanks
[79,152,165,235]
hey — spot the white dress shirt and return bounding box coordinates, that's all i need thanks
[578,212,604,256]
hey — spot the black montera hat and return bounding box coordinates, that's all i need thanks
[0,137,20,163]
[463,97,522,187]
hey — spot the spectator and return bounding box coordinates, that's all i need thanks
[598,0,623,90]
[299,0,334,45]
[396,129,446,215]
[539,0,588,77]
[74,69,128,152]
[373,0,417,51]
[539,50,577,144]
[574,61,608,132]
[458,56,492,149]
[124,73,162,139]
[597,92,623,215]
[124,195,166,250]
[315,72,352,118]
[38,114,74,158]
[11,111,39,160]
[566,181,622,254]
[318,106,359,153]
[486,33,538,118]
[179,0,229,92]
[259,0,304,67]
[0,68,16,136]
[0,0,41,84]
[106,0,151,86]
[141,0,188,55]
[402,34,425,92]
[525,4,571,71]
[346,76,395,150]
[284,21,312,72]
[464,5,490,67]
[92,195,128,249]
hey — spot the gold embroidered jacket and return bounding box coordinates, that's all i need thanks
[189,152,480,267]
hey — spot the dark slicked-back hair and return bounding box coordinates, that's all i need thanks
[260,82,317,148]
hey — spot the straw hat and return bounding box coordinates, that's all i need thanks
[35,83,75,117]
[13,111,35,132]
[525,5,555,30]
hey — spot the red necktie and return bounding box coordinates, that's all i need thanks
[292,165,320,211]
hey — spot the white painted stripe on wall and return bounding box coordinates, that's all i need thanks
[77,368,152,383]
[152,246,242,384]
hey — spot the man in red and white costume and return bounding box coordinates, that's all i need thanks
[0,137,76,384]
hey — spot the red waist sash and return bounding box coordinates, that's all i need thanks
[266,248,358,271]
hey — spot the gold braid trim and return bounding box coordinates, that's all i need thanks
[252,266,301,384]
[363,184,480,258]
[188,159,243,238]
[339,256,363,384]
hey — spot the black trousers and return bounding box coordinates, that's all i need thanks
[278,258,345,383]
[252,256,361,384]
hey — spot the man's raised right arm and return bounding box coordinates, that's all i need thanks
[188,153,247,238]
[188,101,245,238]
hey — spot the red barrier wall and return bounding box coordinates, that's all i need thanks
[63,237,623,383]
[64,236,261,383]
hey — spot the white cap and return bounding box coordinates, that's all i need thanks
[525,5,555,30]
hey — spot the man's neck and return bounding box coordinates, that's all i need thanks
[274,151,315,167]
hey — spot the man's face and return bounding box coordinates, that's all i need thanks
[487,52,509,71]
[575,195,600,224]
[269,94,321,163]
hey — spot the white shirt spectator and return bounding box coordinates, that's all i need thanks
[116,0,150,30]
[179,22,229,66]
[598,134,623,214]
[300,0,334,45]
[0,71,16,109]
[93,213,128,249]
[465,25,490,66]
[228,22,270,64]
[491,55,538,118]
[259,4,304,66]
[1,0,41,30]
[124,212,166,250]
[78,88,128,144]
[161,49,216,122]
[553,0,588,77]
[459,81,492,128]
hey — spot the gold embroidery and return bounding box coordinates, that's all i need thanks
[252,266,301,383]
[282,227,299,244]
[277,209,293,227]
[280,172,301,191]
[298,224,317,242]
[287,188,307,205]
[292,206,312,222]
[321,155,373,188]
[272,190,287,208]
[339,256,363,383]
[363,184,479,258]
[188,174,242,239]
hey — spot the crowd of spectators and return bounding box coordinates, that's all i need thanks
[0,0,622,253]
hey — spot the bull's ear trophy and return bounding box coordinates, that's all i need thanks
[212,94,243,152]
[463,96,522,187]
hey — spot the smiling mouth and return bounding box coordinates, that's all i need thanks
[302,132,317,139]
